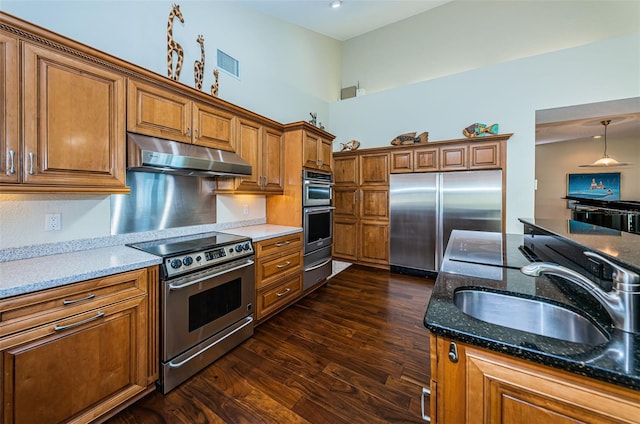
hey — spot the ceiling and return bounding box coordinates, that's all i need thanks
[235,0,451,41]
[536,98,640,145]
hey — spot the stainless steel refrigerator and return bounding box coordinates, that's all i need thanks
[389,170,502,274]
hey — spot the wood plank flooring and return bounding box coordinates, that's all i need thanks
[106,265,434,424]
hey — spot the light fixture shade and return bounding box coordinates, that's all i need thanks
[579,119,631,167]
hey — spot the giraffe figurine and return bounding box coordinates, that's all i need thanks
[194,35,205,90]
[167,3,184,81]
[211,68,219,97]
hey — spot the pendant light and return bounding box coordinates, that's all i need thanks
[579,119,631,167]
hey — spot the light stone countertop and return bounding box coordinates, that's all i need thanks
[0,246,161,299]
[218,224,302,241]
[0,221,301,300]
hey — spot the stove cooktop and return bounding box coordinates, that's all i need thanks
[128,231,250,258]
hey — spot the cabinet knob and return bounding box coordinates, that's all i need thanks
[186,127,191,137]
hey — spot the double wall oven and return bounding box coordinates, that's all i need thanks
[302,169,334,290]
[129,232,255,394]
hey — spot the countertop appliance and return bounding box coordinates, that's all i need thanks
[390,170,502,275]
[128,231,255,393]
[302,169,333,290]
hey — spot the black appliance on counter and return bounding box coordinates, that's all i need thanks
[567,196,640,235]
[128,231,255,394]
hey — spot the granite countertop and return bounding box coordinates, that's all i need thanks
[0,222,300,300]
[424,230,640,391]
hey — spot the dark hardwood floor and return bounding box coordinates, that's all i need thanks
[106,265,434,424]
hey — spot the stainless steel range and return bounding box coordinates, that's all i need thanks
[128,231,255,393]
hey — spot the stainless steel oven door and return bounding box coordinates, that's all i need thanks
[303,181,333,207]
[303,206,333,254]
[161,257,254,362]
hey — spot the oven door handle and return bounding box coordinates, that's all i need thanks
[304,258,333,272]
[304,206,336,213]
[168,259,255,291]
[168,316,254,369]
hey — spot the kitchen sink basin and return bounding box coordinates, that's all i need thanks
[453,289,610,345]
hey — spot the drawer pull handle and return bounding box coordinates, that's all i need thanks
[28,152,34,175]
[275,241,291,247]
[63,294,95,305]
[276,261,292,269]
[54,312,105,332]
[276,288,291,297]
[7,150,15,175]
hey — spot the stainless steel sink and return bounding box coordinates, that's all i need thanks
[453,289,610,345]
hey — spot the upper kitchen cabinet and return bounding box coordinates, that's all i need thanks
[0,38,128,193]
[216,117,284,194]
[0,31,19,184]
[127,78,236,151]
[302,127,333,172]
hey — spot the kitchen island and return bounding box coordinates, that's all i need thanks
[424,221,640,423]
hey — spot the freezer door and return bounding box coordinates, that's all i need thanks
[390,173,438,271]
[439,170,502,268]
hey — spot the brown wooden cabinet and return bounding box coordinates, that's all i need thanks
[303,130,332,172]
[0,37,128,193]
[430,335,640,424]
[333,151,390,268]
[0,31,19,184]
[254,232,304,322]
[127,78,236,152]
[0,267,158,424]
[390,137,505,173]
[216,118,284,194]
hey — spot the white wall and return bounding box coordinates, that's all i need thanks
[341,1,640,95]
[329,34,640,234]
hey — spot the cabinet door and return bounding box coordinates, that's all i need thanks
[333,155,358,185]
[469,141,500,169]
[303,131,321,169]
[333,218,358,261]
[390,150,413,173]
[127,78,191,143]
[233,117,262,192]
[318,136,332,172]
[440,145,467,171]
[360,187,389,221]
[359,153,389,185]
[334,186,358,219]
[1,297,149,424]
[22,43,126,188]
[358,221,389,265]
[262,126,284,193]
[0,32,19,184]
[193,102,236,151]
[414,147,439,172]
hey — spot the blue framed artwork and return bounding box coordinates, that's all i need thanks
[567,172,620,201]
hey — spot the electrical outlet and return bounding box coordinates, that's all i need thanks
[45,213,61,231]
[243,205,249,215]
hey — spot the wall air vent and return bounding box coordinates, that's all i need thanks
[217,49,239,78]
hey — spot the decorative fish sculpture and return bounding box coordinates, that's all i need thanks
[463,123,499,138]
[390,131,428,145]
[340,139,360,151]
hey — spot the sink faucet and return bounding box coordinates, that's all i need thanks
[520,251,640,334]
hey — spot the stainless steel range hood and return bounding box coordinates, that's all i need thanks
[127,132,252,177]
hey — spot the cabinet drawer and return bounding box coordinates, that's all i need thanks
[256,273,303,320]
[256,249,303,288]
[0,268,149,337]
[254,232,303,257]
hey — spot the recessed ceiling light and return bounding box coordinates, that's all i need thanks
[330,1,342,8]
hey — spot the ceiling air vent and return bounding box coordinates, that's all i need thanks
[217,49,239,78]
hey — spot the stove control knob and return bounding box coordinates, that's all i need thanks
[195,255,202,262]
[183,256,193,266]
[170,259,182,269]
[243,242,251,251]
[235,245,243,253]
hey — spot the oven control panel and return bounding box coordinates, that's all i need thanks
[163,241,254,278]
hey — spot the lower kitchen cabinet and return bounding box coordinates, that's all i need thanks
[0,267,158,424]
[430,335,640,423]
[254,232,304,323]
